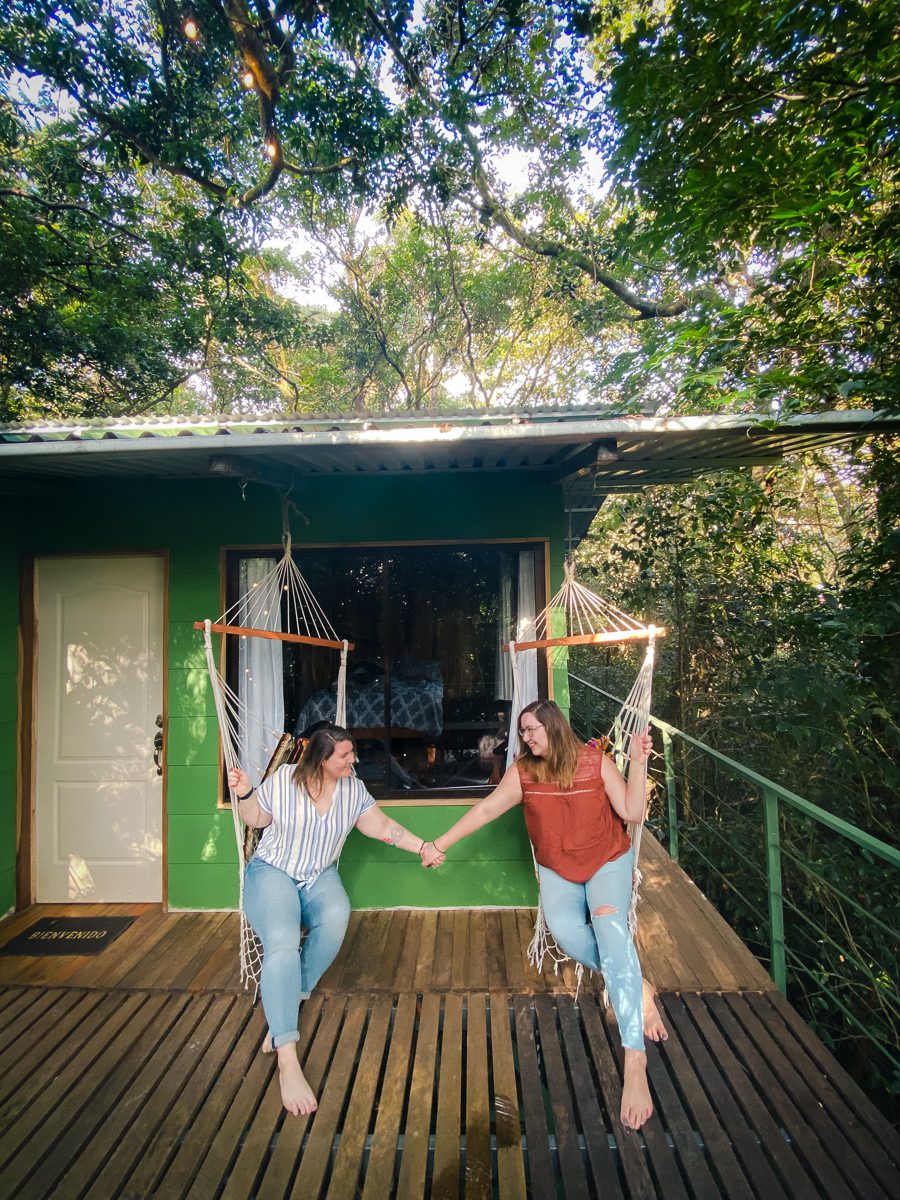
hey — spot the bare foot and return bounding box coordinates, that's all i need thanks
[621,1049,653,1131]
[642,980,668,1042]
[276,1044,317,1116]
[262,1033,274,1054]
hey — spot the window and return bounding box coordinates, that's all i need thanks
[226,543,546,797]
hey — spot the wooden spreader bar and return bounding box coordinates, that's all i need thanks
[504,626,667,653]
[194,621,354,652]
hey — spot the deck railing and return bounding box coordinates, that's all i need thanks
[568,673,900,1101]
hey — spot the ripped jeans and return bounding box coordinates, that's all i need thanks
[243,858,351,1049]
[538,847,644,1051]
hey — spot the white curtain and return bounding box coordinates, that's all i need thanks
[495,554,513,701]
[238,558,285,780]
[506,551,539,769]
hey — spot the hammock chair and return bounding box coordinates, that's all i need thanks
[195,511,353,992]
[503,556,666,977]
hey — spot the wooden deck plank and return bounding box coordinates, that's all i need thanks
[578,993,667,1200]
[0,982,891,1200]
[186,996,322,1200]
[352,911,394,992]
[654,995,757,1200]
[488,995,527,1200]
[466,910,488,991]
[432,992,463,1200]
[704,993,856,1200]
[642,1020,720,1200]
[392,910,422,992]
[555,995,628,1200]
[152,1001,268,1199]
[0,993,179,1199]
[166,912,234,990]
[682,992,822,1200]
[534,993,590,1200]
[664,992,791,1200]
[56,995,221,1200]
[762,989,900,1164]
[450,909,470,992]
[0,991,108,1110]
[325,995,393,1199]
[0,991,146,1141]
[395,992,441,1200]
[412,910,439,993]
[0,987,61,1046]
[120,996,258,1200]
[465,993,491,1200]
[288,994,369,1200]
[431,909,455,990]
[512,996,555,1198]
[741,992,899,1199]
[375,907,411,990]
[224,995,345,1200]
[360,992,417,1200]
[483,910,507,990]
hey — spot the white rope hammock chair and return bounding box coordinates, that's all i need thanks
[195,522,353,993]
[504,557,666,980]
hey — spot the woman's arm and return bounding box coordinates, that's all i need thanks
[355,805,427,856]
[226,767,273,830]
[421,764,524,867]
[601,729,652,824]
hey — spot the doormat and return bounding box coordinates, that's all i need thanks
[0,916,136,956]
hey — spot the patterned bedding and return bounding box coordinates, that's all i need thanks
[296,677,443,736]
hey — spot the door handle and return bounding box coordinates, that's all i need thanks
[153,714,164,776]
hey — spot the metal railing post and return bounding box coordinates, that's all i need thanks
[763,787,787,995]
[662,728,679,863]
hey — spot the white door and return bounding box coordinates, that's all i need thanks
[35,556,164,902]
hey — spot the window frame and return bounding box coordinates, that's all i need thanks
[222,537,551,802]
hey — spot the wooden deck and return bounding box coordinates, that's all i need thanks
[1,836,898,1199]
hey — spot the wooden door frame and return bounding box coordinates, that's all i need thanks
[17,551,169,910]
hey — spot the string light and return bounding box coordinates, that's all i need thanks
[265,141,277,159]
[183,17,198,40]
[242,69,255,89]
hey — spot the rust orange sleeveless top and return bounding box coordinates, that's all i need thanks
[516,744,630,884]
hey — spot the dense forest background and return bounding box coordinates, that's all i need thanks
[2,0,897,1111]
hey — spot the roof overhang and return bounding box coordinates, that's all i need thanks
[1,408,895,539]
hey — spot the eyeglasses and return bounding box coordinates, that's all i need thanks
[519,724,543,736]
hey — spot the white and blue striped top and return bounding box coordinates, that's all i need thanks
[253,765,376,884]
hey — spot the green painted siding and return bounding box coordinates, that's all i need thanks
[2,471,568,911]
[0,537,19,914]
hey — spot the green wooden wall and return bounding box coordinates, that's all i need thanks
[0,469,569,913]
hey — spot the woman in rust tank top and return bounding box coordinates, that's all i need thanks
[422,699,656,1132]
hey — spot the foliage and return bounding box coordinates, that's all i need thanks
[599,0,900,413]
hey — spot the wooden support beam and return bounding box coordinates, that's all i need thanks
[504,627,667,653]
[194,621,353,651]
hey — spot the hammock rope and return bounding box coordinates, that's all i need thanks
[198,535,352,993]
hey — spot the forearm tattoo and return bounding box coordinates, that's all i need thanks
[383,823,404,847]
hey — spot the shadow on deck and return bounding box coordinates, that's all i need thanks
[0,835,897,1199]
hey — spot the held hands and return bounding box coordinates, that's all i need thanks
[629,727,653,766]
[227,767,252,796]
[419,840,446,869]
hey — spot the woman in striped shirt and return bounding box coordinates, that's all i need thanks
[422,700,658,1132]
[228,724,427,1117]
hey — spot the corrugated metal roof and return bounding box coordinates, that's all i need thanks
[1,409,895,536]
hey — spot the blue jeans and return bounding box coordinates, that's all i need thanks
[538,848,644,1051]
[243,859,351,1049]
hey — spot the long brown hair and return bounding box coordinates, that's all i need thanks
[516,700,583,789]
[292,725,355,796]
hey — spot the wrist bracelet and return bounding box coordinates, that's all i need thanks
[417,839,426,854]
[236,785,255,802]
[432,838,446,855]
